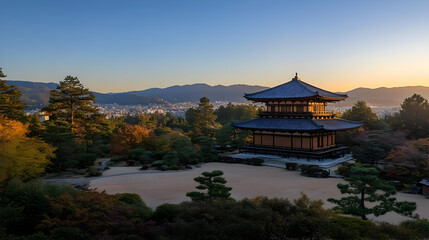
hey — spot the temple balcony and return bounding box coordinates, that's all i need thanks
[258,111,334,118]
[239,144,350,160]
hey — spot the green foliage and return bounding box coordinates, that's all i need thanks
[152,203,180,224]
[110,155,124,163]
[42,120,85,170]
[128,147,146,160]
[351,132,393,165]
[166,194,335,240]
[338,165,351,177]
[399,219,429,239]
[0,68,26,121]
[300,165,328,177]
[48,227,91,240]
[43,75,98,128]
[169,165,180,170]
[118,193,152,221]
[328,165,417,220]
[214,102,258,125]
[285,162,298,170]
[186,170,232,201]
[186,97,220,138]
[151,160,166,167]
[194,136,218,162]
[162,151,179,166]
[140,165,149,170]
[342,100,379,129]
[0,179,76,235]
[87,166,101,177]
[397,94,429,138]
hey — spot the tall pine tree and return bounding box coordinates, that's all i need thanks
[0,68,26,121]
[44,75,99,131]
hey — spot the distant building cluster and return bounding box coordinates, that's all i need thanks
[26,101,401,119]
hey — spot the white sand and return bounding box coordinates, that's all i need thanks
[90,163,429,224]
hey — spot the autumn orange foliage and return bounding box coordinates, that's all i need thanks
[110,124,152,154]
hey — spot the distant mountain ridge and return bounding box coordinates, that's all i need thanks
[6,80,164,109]
[5,80,429,109]
[334,86,429,107]
[126,83,269,103]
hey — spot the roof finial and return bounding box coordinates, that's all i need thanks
[295,72,298,78]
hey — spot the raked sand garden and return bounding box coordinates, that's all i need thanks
[90,162,429,224]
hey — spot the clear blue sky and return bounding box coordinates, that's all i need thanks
[1,0,428,93]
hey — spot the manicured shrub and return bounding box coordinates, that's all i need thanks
[250,158,264,166]
[321,169,330,178]
[151,160,166,167]
[140,165,149,170]
[338,165,351,177]
[285,162,298,170]
[151,151,166,160]
[152,203,180,224]
[110,155,124,163]
[119,193,143,205]
[170,165,180,170]
[87,166,101,177]
[129,147,146,160]
[139,153,153,165]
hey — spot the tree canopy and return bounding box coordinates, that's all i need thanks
[0,68,26,121]
[0,116,55,183]
[44,75,99,130]
[398,94,429,138]
[328,165,417,220]
[186,97,220,138]
[186,170,232,201]
[342,101,379,129]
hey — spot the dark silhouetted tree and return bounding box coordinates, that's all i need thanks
[328,165,417,220]
[398,94,429,138]
[342,101,378,129]
[0,68,26,121]
[186,97,220,138]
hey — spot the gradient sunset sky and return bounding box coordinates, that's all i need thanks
[1,0,428,93]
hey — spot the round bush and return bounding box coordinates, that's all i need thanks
[152,203,180,223]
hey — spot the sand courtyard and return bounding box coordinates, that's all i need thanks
[90,162,429,224]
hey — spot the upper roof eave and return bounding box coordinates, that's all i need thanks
[243,75,348,101]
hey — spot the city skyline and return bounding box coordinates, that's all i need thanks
[1,0,429,93]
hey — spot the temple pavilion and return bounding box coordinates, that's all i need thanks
[231,74,362,160]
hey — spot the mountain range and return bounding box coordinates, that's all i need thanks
[5,80,429,109]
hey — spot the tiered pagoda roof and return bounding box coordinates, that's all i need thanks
[244,74,347,101]
[231,118,363,132]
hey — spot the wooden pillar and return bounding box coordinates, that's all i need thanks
[272,131,275,148]
[310,133,313,150]
[252,131,255,145]
[300,132,303,149]
[290,132,293,149]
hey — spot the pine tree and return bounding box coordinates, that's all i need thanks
[186,97,220,138]
[328,165,417,220]
[0,68,26,121]
[186,170,232,201]
[342,101,378,129]
[44,75,99,132]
